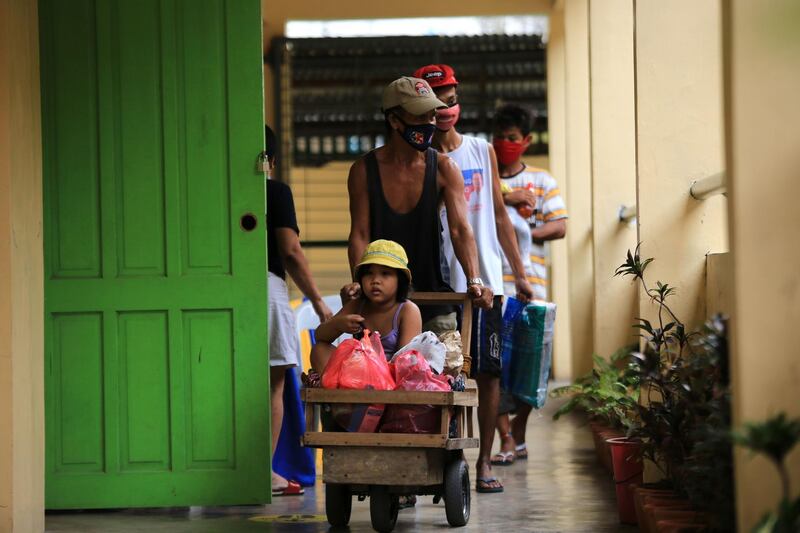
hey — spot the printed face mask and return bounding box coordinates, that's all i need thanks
[492,138,528,166]
[435,104,461,131]
[395,115,436,152]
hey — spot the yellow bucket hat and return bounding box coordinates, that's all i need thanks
[356,240,412,282]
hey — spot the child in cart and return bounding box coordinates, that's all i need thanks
[309,239,422,377]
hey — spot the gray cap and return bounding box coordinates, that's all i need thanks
[382,77,447,115]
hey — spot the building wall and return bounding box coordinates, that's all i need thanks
[545,7,574,381]
[633,0,729,332]
[725,1,800,529]
[0,0,45,531]
[587,0,638,358]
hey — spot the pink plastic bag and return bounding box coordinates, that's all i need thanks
[321,330,394,432]
[321,330,395,391]
[380,351,452,434]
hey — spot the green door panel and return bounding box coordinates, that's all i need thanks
[41,0,269,508]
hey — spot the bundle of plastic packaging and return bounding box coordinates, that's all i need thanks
[321,330,395,432]
[380,351,452,434]
[501,299,557,408]
[438,330,463,376]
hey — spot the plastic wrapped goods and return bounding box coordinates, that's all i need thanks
[321,330,395,432]
[502,299,557,408]
[392,331,446,374]
[380,351,451,434]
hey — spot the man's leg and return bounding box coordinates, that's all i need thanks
[476,373,502,490]
[510,402,534,458]
[493,412,516,463]
[270,364,291,489]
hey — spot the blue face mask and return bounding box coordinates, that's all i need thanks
[394,115,436,152]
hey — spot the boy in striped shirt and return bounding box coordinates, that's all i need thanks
[491,103,568,465]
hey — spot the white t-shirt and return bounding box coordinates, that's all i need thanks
[439,135,504,294]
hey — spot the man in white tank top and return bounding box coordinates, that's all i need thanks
[414,64,533,495]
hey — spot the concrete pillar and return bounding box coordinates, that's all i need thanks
[546,7,574,381]
[587,0,638,358]
[634,0,728,331]
[0,0,45,531]
[562,0,594,377]
[724,1,800,529]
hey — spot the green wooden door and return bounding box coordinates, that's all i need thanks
[40,0,269,508]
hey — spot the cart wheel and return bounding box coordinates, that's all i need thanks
[444,457,470,527]
[325,483,352,527]
[369,485,399,532]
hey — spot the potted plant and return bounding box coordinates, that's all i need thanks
[615,246,735,531]
[734,413,800,533]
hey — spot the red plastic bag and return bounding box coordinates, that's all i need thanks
[321,330,395,390]
[321,331,394,432]
[380,351,452,434]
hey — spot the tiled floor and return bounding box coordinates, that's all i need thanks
[46,394,636,532]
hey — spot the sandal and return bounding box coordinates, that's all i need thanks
[515,443,528,460]
[490,451,515,466]
[272,480,305,496]
[476,477,504,493]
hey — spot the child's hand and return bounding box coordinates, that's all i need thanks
[505,188,536,207]
[338,314,365,335]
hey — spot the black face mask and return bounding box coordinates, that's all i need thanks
[393,115,436,152]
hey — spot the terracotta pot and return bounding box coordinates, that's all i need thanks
[607,437,644,524]
[632,486,686,533]
[655,519,708,533]
[634,487,684,532]
[598,429,623,473]
[644,504,701,532]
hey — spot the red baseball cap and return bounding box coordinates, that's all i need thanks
[413,64,458,88]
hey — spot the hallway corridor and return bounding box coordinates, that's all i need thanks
[46,394,634,532]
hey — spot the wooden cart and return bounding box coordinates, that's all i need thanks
[302,293,479,532]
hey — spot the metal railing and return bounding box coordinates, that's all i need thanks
[617,172,727,223]
[690,172,726,200]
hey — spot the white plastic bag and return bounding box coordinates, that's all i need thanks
[392,331,446,374]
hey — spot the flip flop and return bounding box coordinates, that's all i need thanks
[490,451,515,466]
[515,443,528,460]
[476,477,504,493]
[272,480,305,496]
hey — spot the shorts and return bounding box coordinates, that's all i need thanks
[469,296,504,378]
[268,272,301,367]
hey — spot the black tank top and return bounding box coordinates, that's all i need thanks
[365,148,453,320]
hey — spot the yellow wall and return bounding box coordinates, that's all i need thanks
[561,0,594,377]
[634,0,728,332]
[587,0,638,358]
[0,0,45,531]
[546,8,573,381]
[725,1,800,529]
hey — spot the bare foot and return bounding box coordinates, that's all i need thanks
[475,460,503,492]
[272,471,288,491]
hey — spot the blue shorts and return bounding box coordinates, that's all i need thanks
[469,296,504,378]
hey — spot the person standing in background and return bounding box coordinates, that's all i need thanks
[490,103,567,465]
[414,64,533,494]
[264,125,332,495]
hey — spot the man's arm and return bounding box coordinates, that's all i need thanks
[276,228,333,321]
[347,158,370,274]
[343,159,370,302]
[438,154,492,309]
[488,145,532,302]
